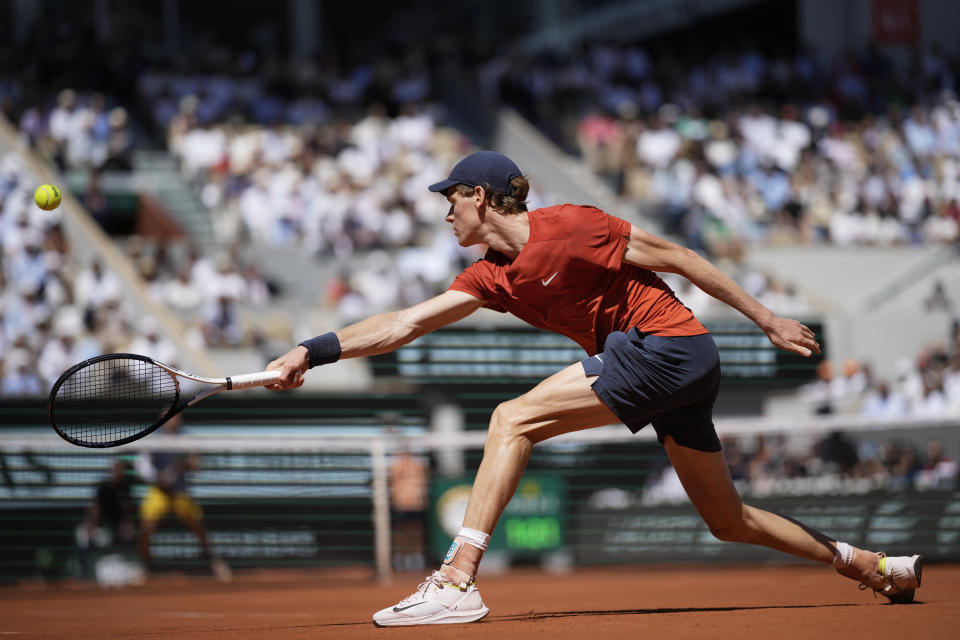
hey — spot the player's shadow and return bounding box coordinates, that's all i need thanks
[491,602,885,622]
[319,602,924,628]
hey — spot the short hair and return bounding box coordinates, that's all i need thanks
[455,175,530,215]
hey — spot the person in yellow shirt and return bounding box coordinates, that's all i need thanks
[136,415,230,582]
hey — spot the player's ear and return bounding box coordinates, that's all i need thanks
[473,185,485,207]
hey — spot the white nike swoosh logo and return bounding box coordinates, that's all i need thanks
[541,272,559,286]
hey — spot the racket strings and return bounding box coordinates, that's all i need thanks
[53,358,179,445]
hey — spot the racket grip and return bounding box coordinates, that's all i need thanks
[228,370,283,389]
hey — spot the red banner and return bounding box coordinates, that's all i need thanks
[873,0,920,44]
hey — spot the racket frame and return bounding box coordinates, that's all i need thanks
[48,353,282,448]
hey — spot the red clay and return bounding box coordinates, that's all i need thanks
[2,564,957,639]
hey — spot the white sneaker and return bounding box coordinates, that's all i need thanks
[877,554,922,603]
[372,571,489,626]
[838,552,922,603]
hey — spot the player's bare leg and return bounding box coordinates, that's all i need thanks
[444,362,619,580]
[181,514,232,582]
[373,363,618,626]
[664,437,921,602]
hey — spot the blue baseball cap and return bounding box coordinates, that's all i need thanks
[428,151,522,196]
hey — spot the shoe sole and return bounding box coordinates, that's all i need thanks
[373,607,490,627]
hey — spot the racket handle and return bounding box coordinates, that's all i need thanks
[227,370,283,389]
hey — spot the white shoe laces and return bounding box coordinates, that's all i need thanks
[396,571,446,607]
[855,552,894,594]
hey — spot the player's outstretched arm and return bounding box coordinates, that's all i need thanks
[622,225,820,357]
[266,290,484,390]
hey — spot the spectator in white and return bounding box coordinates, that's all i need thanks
[758,278,813,317]
[831,359,870,401]
[912,377,948,417]
[389,103,435,151]
[48,89,79,146]
[38,309,87,386]
[241,263,271,305]
[903,107,938,158]
[895,357,926,408]
[74,259,122,315]
[922,205,959,243]
[188,249,217,288]
[351,104,390,154]
[66,109,105,169]
[2,212,33,261]
[4,281,51,344]
[237,169,274,242]
[161,266,204,316]
[179,121,226,179]
[128,319,178,366]
[703,121,738,173]
[914,441,958,491]
[774,106,812,172]
[637,115,681,168]
[0,348,43,396]
[7,228,48,294]
[860,381,908,418]
[206,252,247,301]
[943,360,960,414]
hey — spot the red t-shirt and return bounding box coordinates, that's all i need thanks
[448,204,707,355]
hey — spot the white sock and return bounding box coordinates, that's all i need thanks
[833,541,855,568]
[456,527,490,552]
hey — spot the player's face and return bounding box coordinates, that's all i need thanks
[444,187,484,246]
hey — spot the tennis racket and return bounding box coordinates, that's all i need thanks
[48,353,282,448]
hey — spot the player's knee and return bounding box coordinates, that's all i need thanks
[487,401,527,443]
[707,522,746,542]
[705,511,750,543]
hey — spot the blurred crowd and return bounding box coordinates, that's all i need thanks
[643,424,957,503]
[483,42,960,255]
[4,18,960,398]
[17,88,134,172]
[123,237,275,350]
[118,42,496,320]
[796,319,960,420]
[718,430,958,495]
[0,152,174,396]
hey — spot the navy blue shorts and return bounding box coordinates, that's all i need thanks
[582,330,722,452]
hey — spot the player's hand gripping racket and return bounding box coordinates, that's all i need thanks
[48,353,281,448]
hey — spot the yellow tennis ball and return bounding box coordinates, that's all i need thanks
[34,184,62,211]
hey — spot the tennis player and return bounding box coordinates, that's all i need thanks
[136,416,232,582]
[266,151,922,626]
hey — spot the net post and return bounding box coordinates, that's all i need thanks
[370,438,393,584]
[432,403,466,477]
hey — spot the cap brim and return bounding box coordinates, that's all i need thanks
[428,178,458,193]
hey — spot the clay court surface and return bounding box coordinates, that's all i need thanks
[2,564,958,639]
